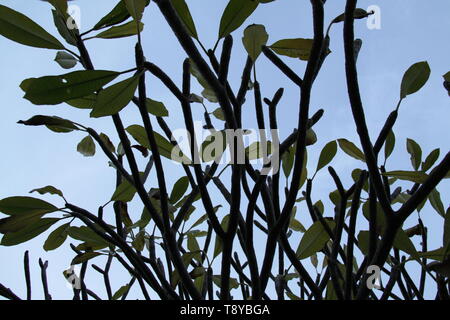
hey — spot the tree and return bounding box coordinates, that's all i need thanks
[0,0,449,301]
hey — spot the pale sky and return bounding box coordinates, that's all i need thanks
[0,0,449,300]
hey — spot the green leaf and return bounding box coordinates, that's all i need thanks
[112,284,130,300]
[170,177,190,204]
[54,51,78,69]
[72,252,102,265]
[382,170,428,184]
[444,207,450,252]
[66,95,97,109]
[422,148,440,172]
[338,139,365,162]
[242,24,268,61]
[68,226,110,246]
[316,140,337,172]
[201,131,227,163]
[296,220,335,260]
[282,146,295,178]
[188,60,218,103]
[30,186,64,199]
[43,222,70,251]
[406,138,422,171]
[0,4,64,49]
[417,247,447,262]
[213,215,230,259]
[123,0,147,23]
[331,8,369,24]
[95,21,144,39]
[94,1,131,30]
[51,9,77,46]
[146,98,169,117]
[212,275,239,289]
[270,38,313,61]
[0,196,58,216]
[22,70,119,105]
[218,0,259,39]
[384,129,395,161]
[400,61,431,99]
[1,218,59,246]
[245,141,272,160]
[77,135,96,157]
[126,125,188,162]
[212,108,225,121]
[429,189,445,217]
[99,133,116,154]
[394,228,418,258]
[111,179,137,203]
[187,235,200,254]
[444,71,450,82]
[357,230,370,255]
[170,0,198,39]
[18,115,80,132]
[306,129,317,146]
[90,75,140,118]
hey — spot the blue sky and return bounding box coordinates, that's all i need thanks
[0,0,449,299]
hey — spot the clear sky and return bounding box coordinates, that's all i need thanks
[0,0,449,300]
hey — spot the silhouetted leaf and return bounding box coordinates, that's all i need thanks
[72,252,102,265]
[43,222,70,251]
[242,24,268,61]
[270,38,313,61]
[170,177,190,204]
[170,0,198,39]
[1,218,59,246]
[297,220,335,260]
[30,186,64,199]
[382,170,428,184]
[316,140,337,172]
[400,61,430,99]
[422,148,440,172]
[218,0,259,39]
[91,75,140,118]
[338,139,365,162]
[406,138,422,171]
[22,70,119,105]
[0,196,58,216]
[95,21,144,39]
[0,4,64,49]
[146,98,169,117]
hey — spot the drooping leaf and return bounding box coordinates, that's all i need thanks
[170,0,198,39]
[1,218,59,246]
[270,38,313,61]
[218,0,259,39]
[338,139,365,162]
[282,146,295,178]
[316,140,337,172]
[296,220,335,260]
[95,21,144,39]
[99,133,116,153]
[90,75,140,118]
[54,51,78,69]
[213,215,230,259]
[242,24,268,61]
[67,226,110,246]
[77,135,96,157]
[43,222,70,251]
[212,108,225,121]
[66,95,97,109]
[331,8,369,24]
[0,4,64,49]
[51,9,77,46]
[400,61,431,99]
[245,141,272,160]
[22,70,119,105]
